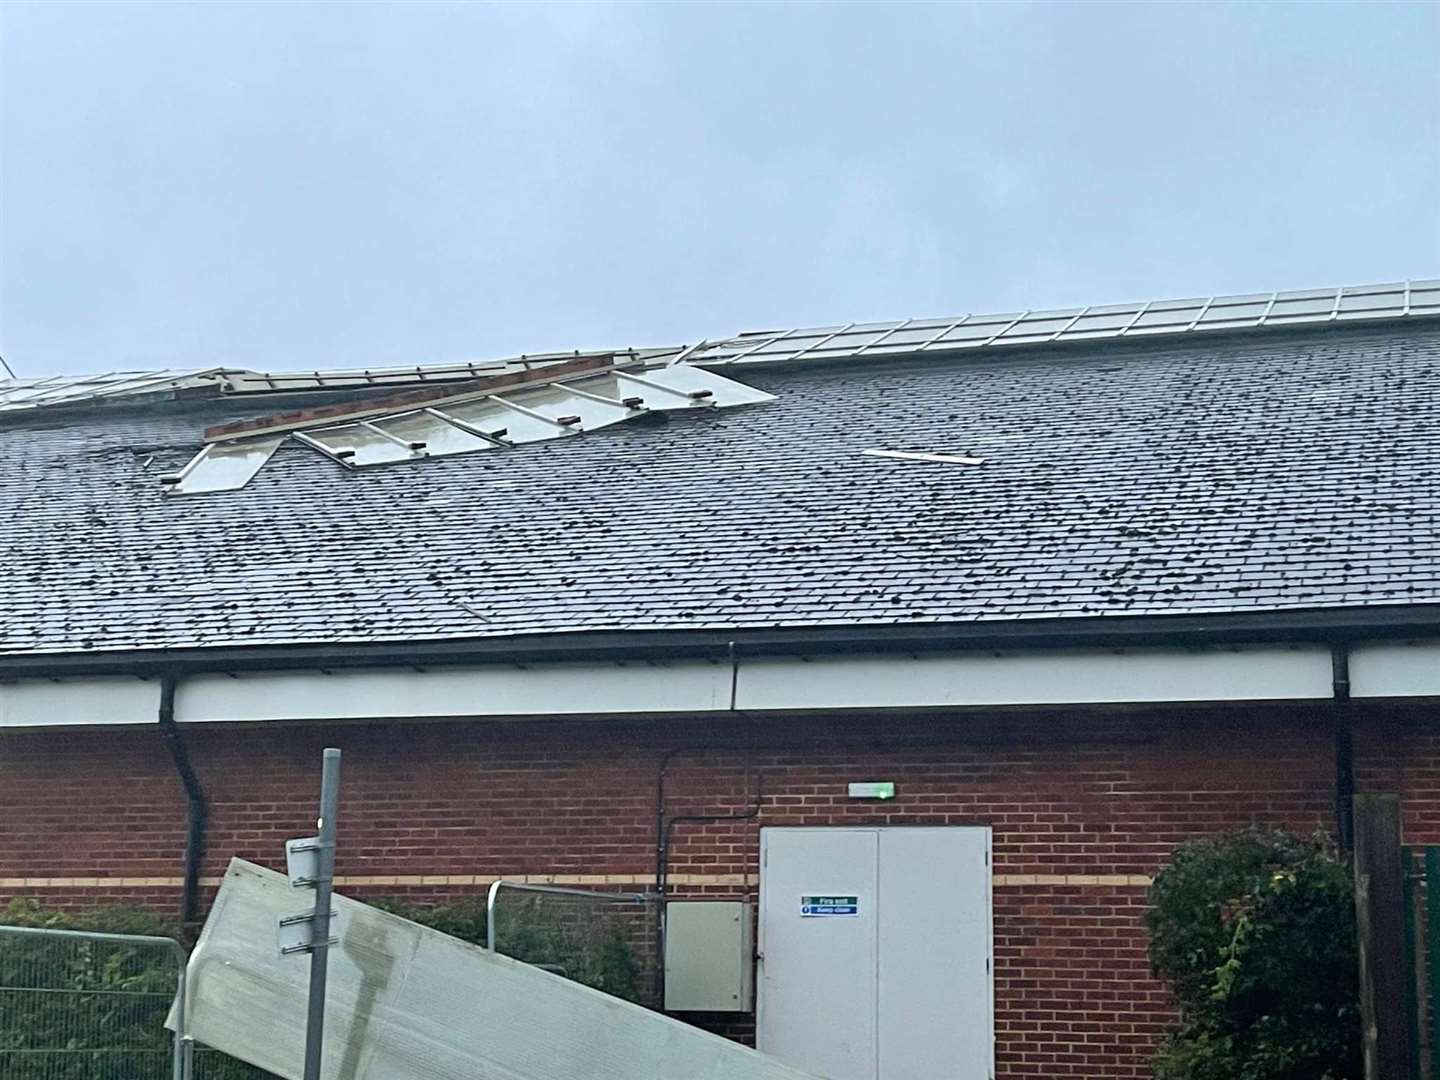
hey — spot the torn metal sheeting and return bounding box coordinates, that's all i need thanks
[173,859,820,1080]
[1,351,690,415]
[165,364,776,493]
[864,449,986,466]
[201,354,625,443]
[0,369,239,412]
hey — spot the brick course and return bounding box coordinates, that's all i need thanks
[1,701,1427,1078]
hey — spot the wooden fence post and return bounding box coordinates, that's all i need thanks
[1354,793,1408,1079]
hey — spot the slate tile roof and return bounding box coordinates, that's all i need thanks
[1,322,1437,657]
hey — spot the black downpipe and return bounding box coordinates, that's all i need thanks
[653,749,763,1006]
[1331,645,1355,853]
[158,675,208,934]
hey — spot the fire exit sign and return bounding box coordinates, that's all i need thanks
[801,895,859,916]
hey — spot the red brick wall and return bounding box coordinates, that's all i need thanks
[0,701,1424,1078]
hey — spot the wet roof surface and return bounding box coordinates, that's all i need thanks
[2,322,1437,656]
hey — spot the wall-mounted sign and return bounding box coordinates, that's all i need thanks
[801,895,859,917]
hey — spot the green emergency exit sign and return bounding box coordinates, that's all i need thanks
[847,781,895,799]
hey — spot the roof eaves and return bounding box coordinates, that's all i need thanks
[4,603,1439,679]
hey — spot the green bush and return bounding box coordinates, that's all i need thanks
[371,893,645,1003]
[1145,828,1361,1080]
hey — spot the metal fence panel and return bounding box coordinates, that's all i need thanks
[0,923,276,1080]
[0,924,185,1080]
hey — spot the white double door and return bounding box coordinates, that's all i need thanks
[758,827,992,1080]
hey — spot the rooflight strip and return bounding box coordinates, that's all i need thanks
[613,371,716,403]
[422,407,513,446]
[1184,296,1218,331]
[789,322,859,361]
[852,319,914,355]
[292,430,347,463]
[360,420,426,452]
[1115,302,1154,337]
[559,383,644,409]
[721,330,804,364]
[159,443,213,487]
[917,315,974,351]
[663,341,709,367]
[161,435,287,495]
[1050,307,1092,341]
[979,312,1031,347]
[488,394,584,429]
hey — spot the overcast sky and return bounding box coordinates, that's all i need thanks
[1,1,1436,377]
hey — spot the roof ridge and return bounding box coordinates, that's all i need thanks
[690,277,1440,367]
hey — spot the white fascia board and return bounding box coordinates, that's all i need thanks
[175,660,733,723]
[1348,640,1440,697]
[2,646,1342,729]
[735,646,1334,710]
[0,677,160,728]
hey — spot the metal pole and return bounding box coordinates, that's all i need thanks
[486,880,501,953]
[175,957,193,1080]
[303,748,342,1080]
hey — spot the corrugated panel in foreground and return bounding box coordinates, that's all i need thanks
[175,859,821,1080]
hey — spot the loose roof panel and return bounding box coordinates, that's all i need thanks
[160,360,775,495]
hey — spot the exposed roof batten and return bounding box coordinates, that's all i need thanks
[684,279,1440,366]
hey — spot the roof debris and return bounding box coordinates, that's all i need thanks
[863,449,986,466]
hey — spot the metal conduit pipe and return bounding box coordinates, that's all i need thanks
[653,748,763,1005]
[158,675,209,935]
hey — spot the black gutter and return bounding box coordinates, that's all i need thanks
[1332,645,1355,852]
[157,675,208,936]
[3,603,1439,680]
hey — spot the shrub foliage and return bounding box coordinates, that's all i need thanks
[2,893,644,1080]
[1145,828,1361,1080]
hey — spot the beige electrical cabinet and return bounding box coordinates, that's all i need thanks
[663,901,754,1012]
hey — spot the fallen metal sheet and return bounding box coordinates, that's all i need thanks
[174,859,822,1080]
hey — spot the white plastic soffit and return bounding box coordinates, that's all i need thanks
[174,859,820,1080]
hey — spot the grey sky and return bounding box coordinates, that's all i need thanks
[1,0,1437,377]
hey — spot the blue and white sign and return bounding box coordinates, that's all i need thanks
[800,894,859,917]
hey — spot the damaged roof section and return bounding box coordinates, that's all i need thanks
[1,320,1438,656]
[162,357,775,495]
[0,348,683,414]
